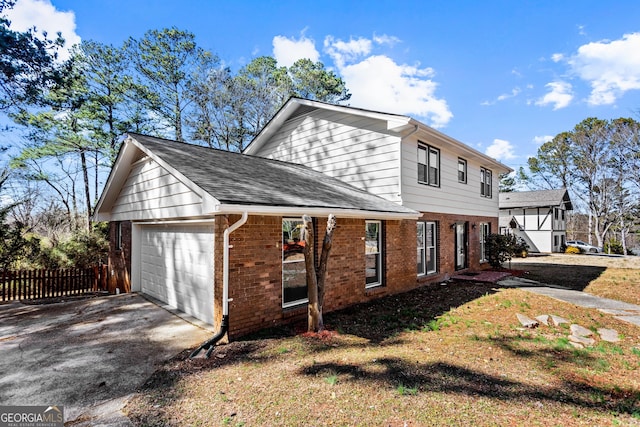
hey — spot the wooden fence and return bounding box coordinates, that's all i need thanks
[0,265,108,302]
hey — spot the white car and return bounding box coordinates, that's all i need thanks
[566,240,601,253]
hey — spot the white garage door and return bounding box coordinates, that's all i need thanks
[140,223,214,325]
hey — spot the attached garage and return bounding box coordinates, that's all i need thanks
[138,223,215,325]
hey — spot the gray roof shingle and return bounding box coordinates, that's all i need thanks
[130,133,416,216]
[499,189,572,210]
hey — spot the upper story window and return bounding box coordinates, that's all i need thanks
[458,158,467,183]
[480,167,492,198]
[418,143,440,187]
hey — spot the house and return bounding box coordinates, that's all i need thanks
[94,98,511,339]
[498,189,573,253]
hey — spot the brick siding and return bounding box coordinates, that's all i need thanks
[108,212,499,340]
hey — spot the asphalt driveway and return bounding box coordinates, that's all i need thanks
[0,293,212,425]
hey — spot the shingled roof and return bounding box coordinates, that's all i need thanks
[122,133,417,217]
[499,189,572,210]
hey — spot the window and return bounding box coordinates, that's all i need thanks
[480,167,492,198]
[365,221,382,287]
[554,235,559,247]
[418,144,440,187]
[554,208,559,220]
[458,158,467,183]
[282,219,307,307]
[479,222,490,262]
[417,221,437,275]
[115,222,123,250]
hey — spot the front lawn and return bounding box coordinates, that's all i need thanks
[125,281,640,426]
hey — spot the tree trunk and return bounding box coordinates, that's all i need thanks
[316,214,336,321]
[302,214,337,333]
[302,215,320,332]
[80,150,92,231]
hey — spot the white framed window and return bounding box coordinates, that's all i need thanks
[458,158,467,183]
[417,221,437,276]
[480,222,490,263]
[480,167,492,198]
[418,143,440,187]
[282,218,307,307]
[365,220,382,288]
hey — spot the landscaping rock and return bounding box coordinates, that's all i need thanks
[535,315,550,326]
[597,328,620,342]
[570,324,593,337]
[568,334,595,347]
[516,313,539,328]
[568,341,584,349]
[549,315,569,326]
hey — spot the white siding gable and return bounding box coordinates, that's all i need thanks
[253,109,402,202]
[111,157,209,221]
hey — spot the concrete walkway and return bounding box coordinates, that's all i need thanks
[499,277,640,327]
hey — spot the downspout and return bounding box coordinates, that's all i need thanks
[190,212,249,359]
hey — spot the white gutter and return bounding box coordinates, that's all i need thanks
[223,211,248,316]
[215,204,419,220]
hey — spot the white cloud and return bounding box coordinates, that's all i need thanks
[323,35,452,128]
[485,139,516,161]
[536,81,573,109]
[481,87,521,106]
[373,34,401,46]
[272,35,320,67]
[533,135,554,146]
[339,55,452,128]
[324,36,372,68]
[551,53,564,62]
[4,0,80,62]
[568,32,640,105]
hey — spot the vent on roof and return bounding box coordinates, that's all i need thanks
[288,104,318,120]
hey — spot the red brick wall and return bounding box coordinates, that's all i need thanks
[224,215,421,339]
[107,221,131,293]
[107,212,497,339]
[416,212,498,285]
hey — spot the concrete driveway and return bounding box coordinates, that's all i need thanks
[0,293,212,425]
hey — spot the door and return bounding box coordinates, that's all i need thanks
[455,222,467,270]
[140,223,215,325]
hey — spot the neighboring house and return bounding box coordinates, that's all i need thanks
[499,189,573,253]
[94,98,511,339]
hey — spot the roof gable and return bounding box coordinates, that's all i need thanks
[95,134,418,220]
[499,189,573,210]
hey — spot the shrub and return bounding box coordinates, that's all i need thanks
[486,233,529,268]
[61,225,109,268]
[603,240,625,255]
[565,246,581,255]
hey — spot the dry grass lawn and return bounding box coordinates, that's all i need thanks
[511,254,640,305]
[126,259,640,426]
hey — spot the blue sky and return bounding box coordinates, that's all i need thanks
[5,0,640,172]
